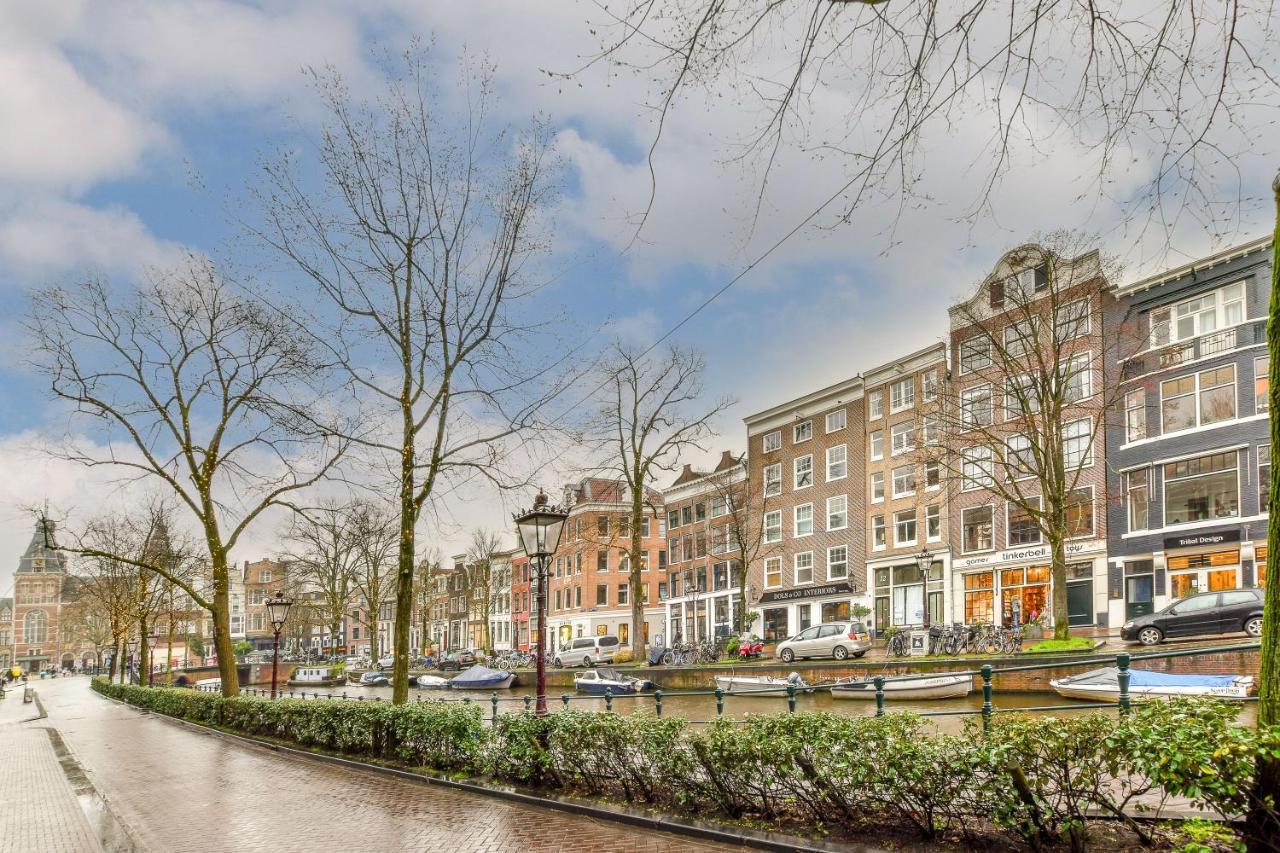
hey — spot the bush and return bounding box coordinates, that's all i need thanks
[611,649,634,664]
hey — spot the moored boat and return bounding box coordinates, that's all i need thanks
[1050,667,1253,700]
[287,666,346,688]
[415,674,450,689]
[714,672,811,696]
[829,674,971,700]
[449,665,515,690]
[357,671,390,687]
[574,668,654,695]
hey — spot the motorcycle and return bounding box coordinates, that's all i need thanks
[736,636,765,660]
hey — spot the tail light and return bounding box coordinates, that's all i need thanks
[847,631,857,640]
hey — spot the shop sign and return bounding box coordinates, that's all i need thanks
[758,581,854,604]
[1163,529,1241,550]
[953,539,1105,570]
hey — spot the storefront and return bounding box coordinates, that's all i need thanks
[870,558,945,632]
[664,590,740,643]
[952,540,1106,628]
[1114,529,1253,622]
[751,581,856,643]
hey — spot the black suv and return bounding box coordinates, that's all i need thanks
[1121,588,1264,645]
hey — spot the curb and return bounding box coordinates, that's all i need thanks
[94,691,860,853]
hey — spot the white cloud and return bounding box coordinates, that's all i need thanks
[0,198,185,276]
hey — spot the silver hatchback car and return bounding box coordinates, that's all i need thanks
[776,621,871,662]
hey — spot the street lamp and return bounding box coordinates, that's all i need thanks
[126,637,139,685]
[513,490,568,716]
[266,591,293,700]
[914,547,934,629]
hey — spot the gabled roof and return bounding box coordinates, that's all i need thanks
[565,477,662,507]
[16,519,67,575]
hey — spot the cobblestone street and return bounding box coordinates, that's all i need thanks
[1,679,747,853]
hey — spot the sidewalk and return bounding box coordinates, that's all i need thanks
[0,686,42,726]
[0,723,102,853]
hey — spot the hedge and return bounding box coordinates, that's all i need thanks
[93,677,1280,849]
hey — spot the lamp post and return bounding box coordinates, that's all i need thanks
[126,637,139,685]
[266,591,293,700]
[914,547,934,629]
[513,491,568,716]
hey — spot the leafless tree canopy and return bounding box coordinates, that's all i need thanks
[347,500,400,663]
[465,528,506,654]
[282,499,361,655]
[584,1,1275,238]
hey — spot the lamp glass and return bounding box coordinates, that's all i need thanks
[515,506,567,561]
[266,592,293,630]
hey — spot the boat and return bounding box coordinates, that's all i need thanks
[415,674,450,689]
[714,672,812,696]
[574,668,654,695]
[829,674,972,701]
[287,666,346,688]
[1050,667,1254,701]
[448,665,515,690]
[194,677,221,692]
[357,671,390,687]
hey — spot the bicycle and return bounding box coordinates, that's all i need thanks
[886,630,911,658]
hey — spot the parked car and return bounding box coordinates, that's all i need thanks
[775,621,871,662]
[1121,588,1264,645]
[376,654,396,671]
[437,650,478,672]
[554,636,620,668]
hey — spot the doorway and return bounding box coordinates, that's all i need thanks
[1066,580,1093,626]
[1125,574,1154,619]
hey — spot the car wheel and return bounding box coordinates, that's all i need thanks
[1137,627,1163,646]
[780,648,795,663]
[584,656,593,668]
[1244,616,1263,638]
[852,650,867,659]
[833,645,849,661]
[553,658,562,668]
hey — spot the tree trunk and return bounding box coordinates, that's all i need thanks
[139,618,149,687]
[732,561,746,634]
[109,636,119,681]
[1049,533,1069,641]
[391,434,416,704]
[630,493,647,662]
[209,551,239,696]
[1246,174,1280,851]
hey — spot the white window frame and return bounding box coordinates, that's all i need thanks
[1124,389,1146,442]
[869,430,884,460]
[825,408,847,433]
[1255,354,1270,413]
[893,509,917,547]
[922,414,939,446]
[1064,353,1093,403]
[891,465,916,498]
[764,557,783,589]
[1149,281,1247,347]
[891,422,916,456]
[793,421,813,443]
[1062,418,1094,470]
[794,503,814,538]
[763,430,782,453]
[1006,497,1043,547]
[868,390,883,419]
[1004,374,1040,420]
[961,447,994,490]
[1003,318,1036,358]
[1159,364,1238,435]
[961,504,996,554]
[925,504,942,541]
[826,545,849,580]
[1064,485,1096,539]
[1162,451,1240,528]
[763,463,782,498]
[1006,433,1034,480]
[826,495,848,531]
[826,444,847,481]
[890,377,915,413]
[925,461,941,491]
[961,384,994,428]
[793,551,815,586]
[922,369,938,402]
[959,337,992,374]
[1055,298,1091,340]
[871,515,886,551]
[794,454,814,490]
[763,511,782,544]
[870,471,885,503]
[1124,467,1150,532]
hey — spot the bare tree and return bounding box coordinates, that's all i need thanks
[921,238,1131,641]
[348,501,399,663]
[282,500,359,658]
[256,48,574,704]
[464,530,505,655]
[29,258,346,696]
[414,549,442,657]
[594,344,734,662]
[702,455,777,633]
[60,589,115,672]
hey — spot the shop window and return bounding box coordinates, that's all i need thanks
[1125,389,1146,441]
[797,604,813,631]
[1163,451,1239,525]
[821,601,851,622]
[963,571,994,622]
[762,608,789,642]
[1257,545,1267,587]
[962,505,994,553]
[1008,499,1041,546]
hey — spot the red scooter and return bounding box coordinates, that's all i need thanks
[737,636,765,660]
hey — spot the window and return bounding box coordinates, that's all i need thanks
[891,422,916,455]
[763,430,781,452]
[1164,451,1239,525]
[1125,468,1149,531]
[1125,389,1146,442]
[1006,434,1034,479]
[827,546,848,580]
[872,515,886,549]
[870,472,885,502]
[1149,281,1246,345]
[1064,488,1094,537]
[962,506,994,553]
[1008,498,1042,546]
[925,504,941,540]
[681,506,692,525]
[597,551,608,572]
[794,552,814,584]
[617,584,628,605]
[1055,299,1090,340]
[962,447,994,489]
[667,509,679,530]
[1064,354,1092,402]
[892,465,916,498]
[763,511,782,543]
[826,409,847,432]
[827,495,848,530]
[922,369,938,401]
[694,503,706,522]
[826,445,847,480]
[960,337,992,373]
[925,461,941,489]
[794,504,814,537]
[642,516,652,536]
[869,430,884,460]
[794,455,813,489]
[1161,365,1236,432]
[1004,318,1036,358]
[260,570,272,583]
[921,415,939,445]
[1005,374,1040,418]
[596,584,608,606]
[868,390,883,419]
[1256,355,1270,413]
[961,385,994,428]
[23,610,47,644]
[890,377,915,412]
[764,557,782,588]
[793,421,812,443]
[710,495,728,518]
[1062,419,1093,469]
[893,509,917,546]
[597,516,609,536]
[1260,446,1271,513]
[763,463,782,497]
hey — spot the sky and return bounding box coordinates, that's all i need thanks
[0,1,1274,595]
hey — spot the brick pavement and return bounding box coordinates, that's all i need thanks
[0,726,102,853]
[35,679,748,853]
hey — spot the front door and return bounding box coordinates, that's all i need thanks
[1125,575,1154,620]
[1066,580,1093,626]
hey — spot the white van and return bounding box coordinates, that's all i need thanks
[554,636,620,668]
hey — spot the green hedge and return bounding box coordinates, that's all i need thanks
[93,677,1278,849]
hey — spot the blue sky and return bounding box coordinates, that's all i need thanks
[0,1,1273,592]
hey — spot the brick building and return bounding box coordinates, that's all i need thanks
[242,558,288,652]
[510,554,531,651]
[4,520,82,672]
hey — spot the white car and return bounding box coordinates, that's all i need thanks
[376,654,396,671]
[554,636,620,668]
[775,621,872,662]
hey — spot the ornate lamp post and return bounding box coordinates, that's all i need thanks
[914,547,934,629]
[126,637,139,685]
[513,491,568,715]
[266,591,293,700]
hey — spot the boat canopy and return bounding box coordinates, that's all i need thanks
[595,668,626,681]
[1061,667,1240,688]
[450,665,506,688]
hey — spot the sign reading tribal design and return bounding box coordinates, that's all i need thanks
[1163,529,1241,550]
[757,582,854,604]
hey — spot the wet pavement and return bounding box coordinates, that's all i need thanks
[4,678,750,853]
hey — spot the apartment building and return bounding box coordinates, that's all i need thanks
[744,377,867,642]
[947,245,1113,630]
[242,558,287,652]
[662,451,747,644]
[511,554,531,651]
[1105,237,1272,628]
[487,547,517,651]
[863,343,951,631]
[546,477,667,649]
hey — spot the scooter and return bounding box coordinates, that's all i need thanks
[737,637,765,660]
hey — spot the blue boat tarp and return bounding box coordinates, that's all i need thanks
[1128,668,1238,688]
[450,665,507,688]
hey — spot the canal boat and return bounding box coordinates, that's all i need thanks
[1050,667,1254,701]
[415,674,450,689]
[449,665,515,690]
[573,668,654,695]
[287,666,346,688]
[829,674,971,701]
[714,672,812,696]
[356,671,390,687]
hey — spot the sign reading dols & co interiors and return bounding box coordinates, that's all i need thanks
[758,582,854,604]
